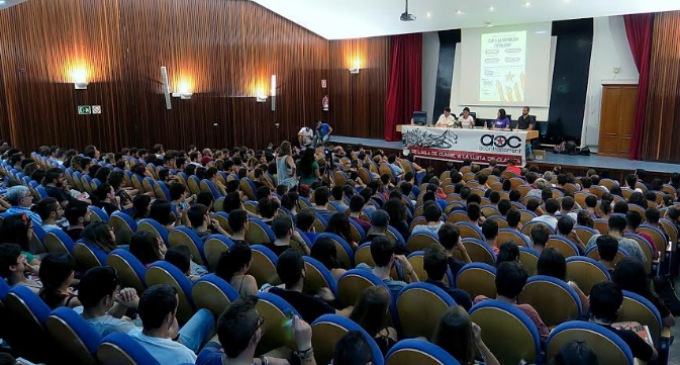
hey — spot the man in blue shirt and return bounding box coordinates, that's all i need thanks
[313,119,333,147]
[4,186,42,225]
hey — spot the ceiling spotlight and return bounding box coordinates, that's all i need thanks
[524,2,531,7]
[426,12,431,18]
[488,5,494,12]
[456,10,463,15]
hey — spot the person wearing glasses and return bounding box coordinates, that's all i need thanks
[4,186,42,225]
[128,284,216,365]
[197,296,316,365]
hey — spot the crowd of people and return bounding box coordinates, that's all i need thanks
[0,137,676,365]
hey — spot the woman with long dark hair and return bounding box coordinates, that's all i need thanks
[0,214,41,266]
[383,198,410,240]
[310,236,346,280]
[214,243,257,297]
[536,248,589,312]
[38,253,80,309]
[131,195,151,221]
[82,221,118,254]
[613,257,675,327]
[297,148,320,185]
[349,286,397,356]
[326,213,358,249]
[432,306,500,365]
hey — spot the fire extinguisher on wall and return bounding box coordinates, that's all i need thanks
[322,95,329,112]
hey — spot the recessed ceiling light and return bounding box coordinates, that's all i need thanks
[524,2,531,7]
[456,10,463,15]
[426,12,431,18]
[488,5,495,12]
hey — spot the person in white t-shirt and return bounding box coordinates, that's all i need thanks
[128,285,215,365]
[298,125,314,148]
[457,107,475,129]
[436,107,457,127]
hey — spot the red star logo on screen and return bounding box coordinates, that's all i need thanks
[506,71,515,82]
[495,136,505,145]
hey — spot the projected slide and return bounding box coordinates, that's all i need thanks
[480,31,527,103]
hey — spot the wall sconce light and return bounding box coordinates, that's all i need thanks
[172,80,193,100]
[71,69,89,90]
[270,75,277,111]
[256,87,267,102]
[349,59,361,74]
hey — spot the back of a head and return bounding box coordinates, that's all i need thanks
[424,244,449,280]
[541,188,553,203]
[371,210,390,229]
[589,281,622,323]
[496,242,520,267]
[149,200,174,226]
[315,186,330,206]
[333,331,373,365]
[431,306,476,365]
[350,195,365,213]
[35,197,59,221]
[481,219,498,240]
[216,242,252,282]
[295,208,316,231]
[165,245,191,274]
[596,235,618,262]
[545,199,560,215]
[613,201,629,215]
[467,193,482,205]
[608,214,627,233]
[438,223,460,251]
[536,247,566,281]
[495,261,528,299]
[497,200,512,216]
[272,215,293,239]
[0,243,22,278]
[129,230,161,265]
[625,210,642,230]
[526,198,540,212]
[310,236,340,270]
[258,197,279,219]
[585,195,597,209]
[611,257,650,296]
[276,248,304,288]
[370,236,394,268]
[78,266,120,309]
[553,340,599,365]
[557,216,574,235]
[139,284,178,331]
[645,208,660,224]
[39,253,75,289]
[506,208,521,227]
[228,209,249,233]
[489,191,501,204]
[561,196,575,211]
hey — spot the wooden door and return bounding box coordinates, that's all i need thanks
[598,85,638,157]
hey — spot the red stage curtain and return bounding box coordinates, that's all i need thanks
[385,33,422,142]
[624,13,654,160]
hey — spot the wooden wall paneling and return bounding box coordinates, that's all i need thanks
[642,11,680,162]
[0,0,332,152]
[328,37,391,140]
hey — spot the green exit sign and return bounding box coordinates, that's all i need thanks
[78,105,92,115]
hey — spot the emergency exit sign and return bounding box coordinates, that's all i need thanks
[78,105,92,115]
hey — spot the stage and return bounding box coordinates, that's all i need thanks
[328,135,680,177]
